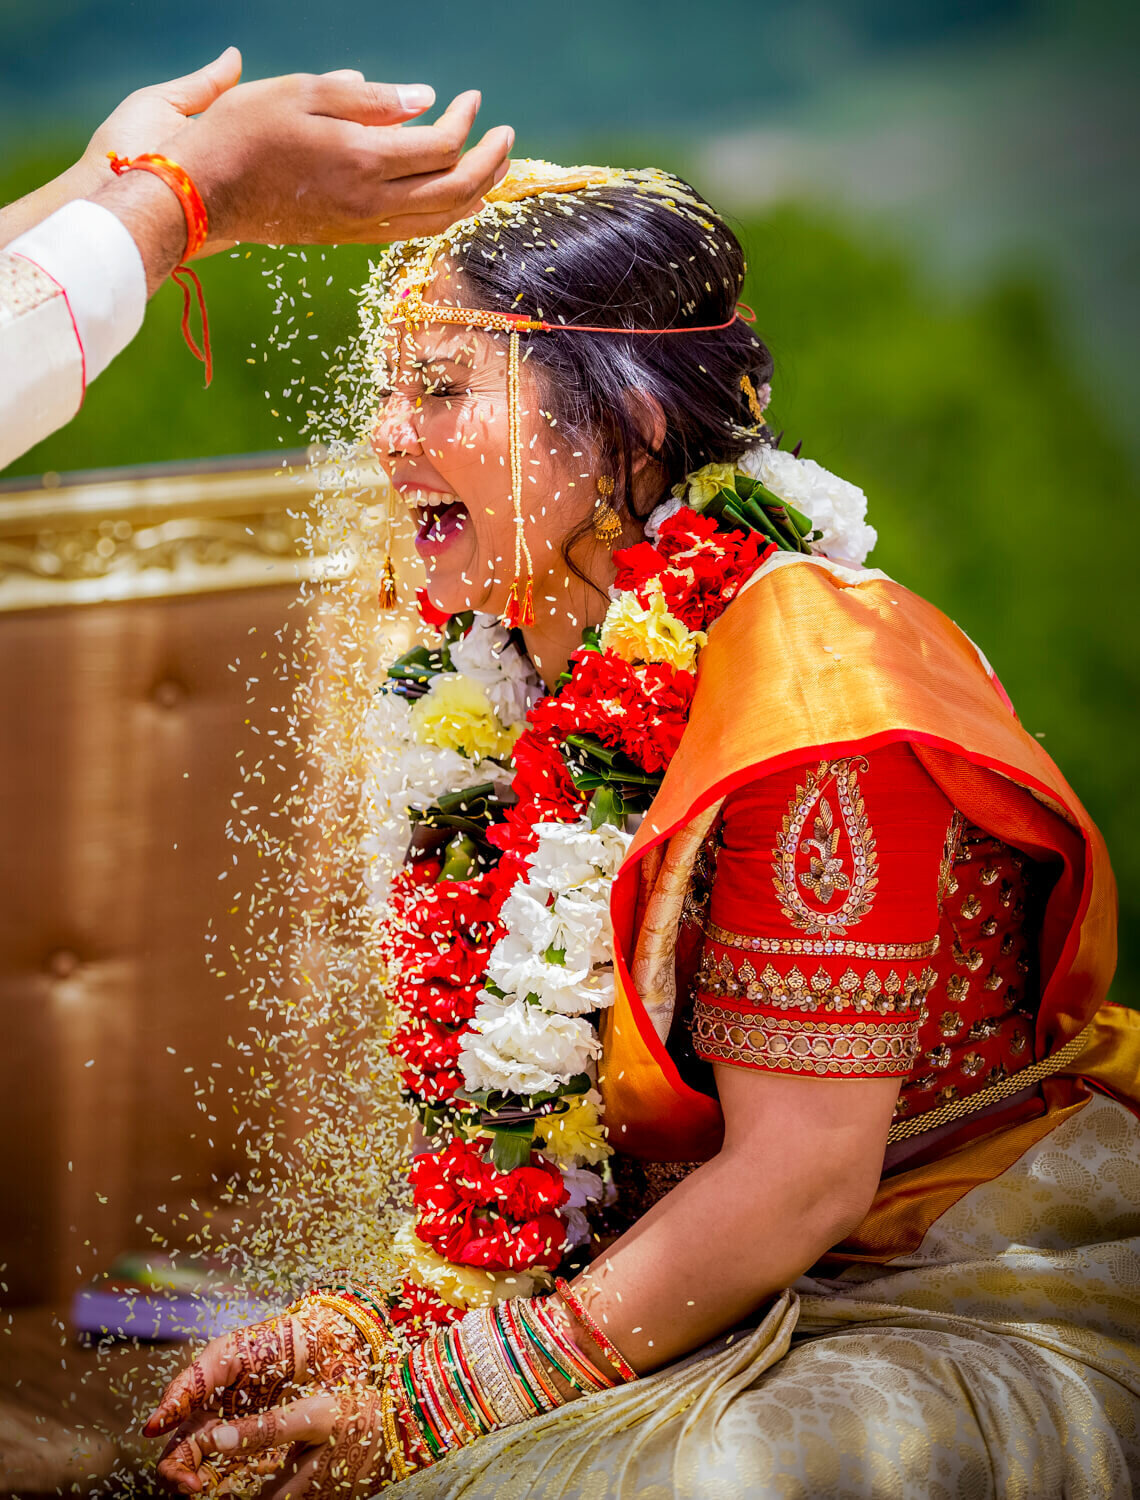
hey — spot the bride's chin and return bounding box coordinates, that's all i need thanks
[419,563,501,620]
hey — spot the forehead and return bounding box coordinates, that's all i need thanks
[398,258,495,368]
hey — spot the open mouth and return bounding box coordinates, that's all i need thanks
[398,487,470,551]
[415,500,468,546]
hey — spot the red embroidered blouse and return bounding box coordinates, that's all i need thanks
[686,742,1041,1120]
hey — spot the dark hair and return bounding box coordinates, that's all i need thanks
[454,176,773,568]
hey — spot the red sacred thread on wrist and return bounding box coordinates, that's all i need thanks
[554,1278,639,1384]
[108,152,213,386]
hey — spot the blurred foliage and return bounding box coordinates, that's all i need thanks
[3,155,1136,998]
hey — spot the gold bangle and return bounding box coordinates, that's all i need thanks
[294,1291,389,1378]
[381,1376,411,1482]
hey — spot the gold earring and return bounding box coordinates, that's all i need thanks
[593,476,622,547]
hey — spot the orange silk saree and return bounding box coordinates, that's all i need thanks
[600,552,1140,1261]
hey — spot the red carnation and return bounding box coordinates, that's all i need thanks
[390,1016,468,1105]
[531,649,695,774]
[415,587,453,632]
[388,1279,463,1335]
[489,729,583,860]
[613,513,773,632]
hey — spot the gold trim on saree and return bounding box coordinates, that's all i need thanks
[693,1000,919,1077]
[884,1021,1096,1143]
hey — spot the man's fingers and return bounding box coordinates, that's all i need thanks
[356,89,485,177]
[156,46,243,115]
[310,74,440,125]
[198,1394,338,1458]
[385,126,514,212]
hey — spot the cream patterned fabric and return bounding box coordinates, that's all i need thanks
[391,1093,1140,1499]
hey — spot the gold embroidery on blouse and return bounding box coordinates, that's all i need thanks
[701,919,938,961]
[696,949,934,1015]
[771,758,878,937]
[692,1001,919,1076]
[937,810,965,908]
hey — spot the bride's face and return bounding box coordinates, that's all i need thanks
[370,265,596,619]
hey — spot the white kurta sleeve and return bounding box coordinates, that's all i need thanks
[0,200,147,471]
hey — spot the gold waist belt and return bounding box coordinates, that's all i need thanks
[885,1023,1094,1144]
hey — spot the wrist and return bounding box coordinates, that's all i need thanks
[163,124,237,243]
[90,172,186,297]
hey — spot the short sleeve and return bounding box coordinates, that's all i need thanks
[691,742,957,1079]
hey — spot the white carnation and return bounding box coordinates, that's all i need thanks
[359,691,473,897]
[485,950,615,1016]
[458,999,599,1096]
[447,613,543,727]
[739,443,877,567]
[528,817,633,893]
[495,886,610,973]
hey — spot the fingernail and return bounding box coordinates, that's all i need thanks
[504,126,515,152]
[397,84,435,110]
[214,1424,240,1452]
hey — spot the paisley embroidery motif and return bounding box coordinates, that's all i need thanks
[771,757,878,936]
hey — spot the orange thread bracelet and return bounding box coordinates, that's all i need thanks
[108,151,213,386]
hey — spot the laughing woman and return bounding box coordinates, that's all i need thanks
[148,162,1140,1500]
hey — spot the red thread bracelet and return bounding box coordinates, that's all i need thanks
[108,151,213,385]
[554,1278,639,1383]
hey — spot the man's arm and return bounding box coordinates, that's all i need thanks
[1,59,512,471]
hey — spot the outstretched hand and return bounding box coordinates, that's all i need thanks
[80,46,246,173]
[165,71,513,249]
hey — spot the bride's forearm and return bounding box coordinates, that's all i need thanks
[565,1070,899,1375]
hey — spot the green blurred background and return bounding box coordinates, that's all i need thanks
[3,0,1138,993]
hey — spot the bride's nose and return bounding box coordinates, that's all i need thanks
[371,393,422,459]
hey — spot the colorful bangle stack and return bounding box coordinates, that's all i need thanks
[517,1295,616,1394]
[392,1291,635,1470]
[554,1278,640,1384]
[286,1277,394,1380]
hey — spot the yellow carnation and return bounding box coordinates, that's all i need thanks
[600,585,707,673]
[392,1220,552,1309]
[534,1094,612,1167]
[672,461,737,510]
[409,672,519,761]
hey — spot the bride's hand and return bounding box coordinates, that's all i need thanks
[154,1386,390,1498]
[144,1303,371,1439]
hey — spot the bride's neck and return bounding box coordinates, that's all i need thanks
[521,566,615,690]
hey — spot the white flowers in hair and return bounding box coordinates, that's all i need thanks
[739,443,878,568]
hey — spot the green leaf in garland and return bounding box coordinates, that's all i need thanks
[589,786,626,829]
[544,944,567,965]
[488,1122,536,1173]
[438,833,478,882]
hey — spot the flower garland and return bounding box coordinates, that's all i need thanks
[363,442,875,1332]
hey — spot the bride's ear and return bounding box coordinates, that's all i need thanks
[625,391,667,472]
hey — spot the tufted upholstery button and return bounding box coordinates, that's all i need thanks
[46,948,79,977]
[152,679,185,709]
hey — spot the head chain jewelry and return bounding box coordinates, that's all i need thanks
[371,160,755,628]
